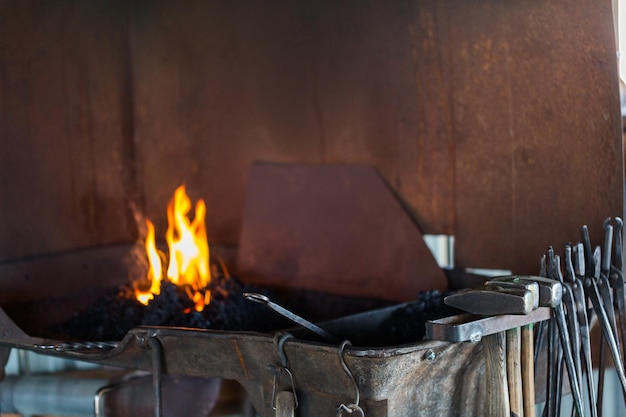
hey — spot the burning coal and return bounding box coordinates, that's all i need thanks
[54,185,450,344]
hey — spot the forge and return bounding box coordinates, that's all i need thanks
[0,0,624,416]
[0,164,468,416]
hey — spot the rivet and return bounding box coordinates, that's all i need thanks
[425,350,436,361]
[469,332,482,343]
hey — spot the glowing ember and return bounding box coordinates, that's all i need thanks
[135,185,211,311]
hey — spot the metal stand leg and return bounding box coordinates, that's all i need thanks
[148,337,164,417]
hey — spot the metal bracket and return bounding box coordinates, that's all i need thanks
[137,335,164,417]
[426,307,552,343]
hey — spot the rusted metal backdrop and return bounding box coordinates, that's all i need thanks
[0,0,622,277]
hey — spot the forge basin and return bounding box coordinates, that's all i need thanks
[0,300,487,417]
[0,245,486,416]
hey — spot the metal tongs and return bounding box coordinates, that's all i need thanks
[608,218,626,363]
[566,243,597,417]
[580,224,626,408]
[539,250,585,417]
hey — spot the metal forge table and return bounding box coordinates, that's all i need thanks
[0,301,490,417]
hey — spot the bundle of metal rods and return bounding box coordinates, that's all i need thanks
[537,218,626,417]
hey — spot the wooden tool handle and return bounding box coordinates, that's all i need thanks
[275,391,295,417]
[521,325,535,417]
[484,332,511,417]
[507,327,523,417]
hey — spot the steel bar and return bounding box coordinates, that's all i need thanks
[554,305,584,416]
[534,321,546,371]
[243,293,340,343]
[425,307,552,343]
[610,265,626,362]
[572,243,598,417]
[544,319,556,417]
[593,218,624,362]
[610,218,626,367]
[598,336,606,416]
[554,342,563,417]
[555,254,585,417]
[598,278,621,359]
[585,278,626,401]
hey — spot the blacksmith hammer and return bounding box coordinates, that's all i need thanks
[498,275,585,417]
[444,286,536,316]
[444,280,540,416]
[450,278,540,417]
[445,278,542,417]
[484,278,540,417]
[426,307,551,417]
[431,281,549,417]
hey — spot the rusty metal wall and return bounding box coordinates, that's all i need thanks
[0,0,622,278]
[448,0,624,273]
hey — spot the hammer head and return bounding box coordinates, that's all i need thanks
[484,279,540,310]
[444,287,536,316]
[489,275,562,308]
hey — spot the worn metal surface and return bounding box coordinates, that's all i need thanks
[1,0,621,279]
[426,307,552,343]
[237,164,447,301]
[443,288,536,315]
[0,0,138,262]
[0,245,139,334]
[449,0,623,273]
[0,303,487,417]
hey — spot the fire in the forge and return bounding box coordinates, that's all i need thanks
[135,185,211,312]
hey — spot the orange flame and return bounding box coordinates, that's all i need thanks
[135,185,211,311]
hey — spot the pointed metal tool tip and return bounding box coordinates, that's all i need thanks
[242,293,270,304]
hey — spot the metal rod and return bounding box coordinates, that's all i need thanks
[554,302,582,416]
[243,293,340,342]
[544,319,555,417]
[148,337,163,417]
[598,335,606,416]
[573,243,598,417]
[587,280,626,402]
